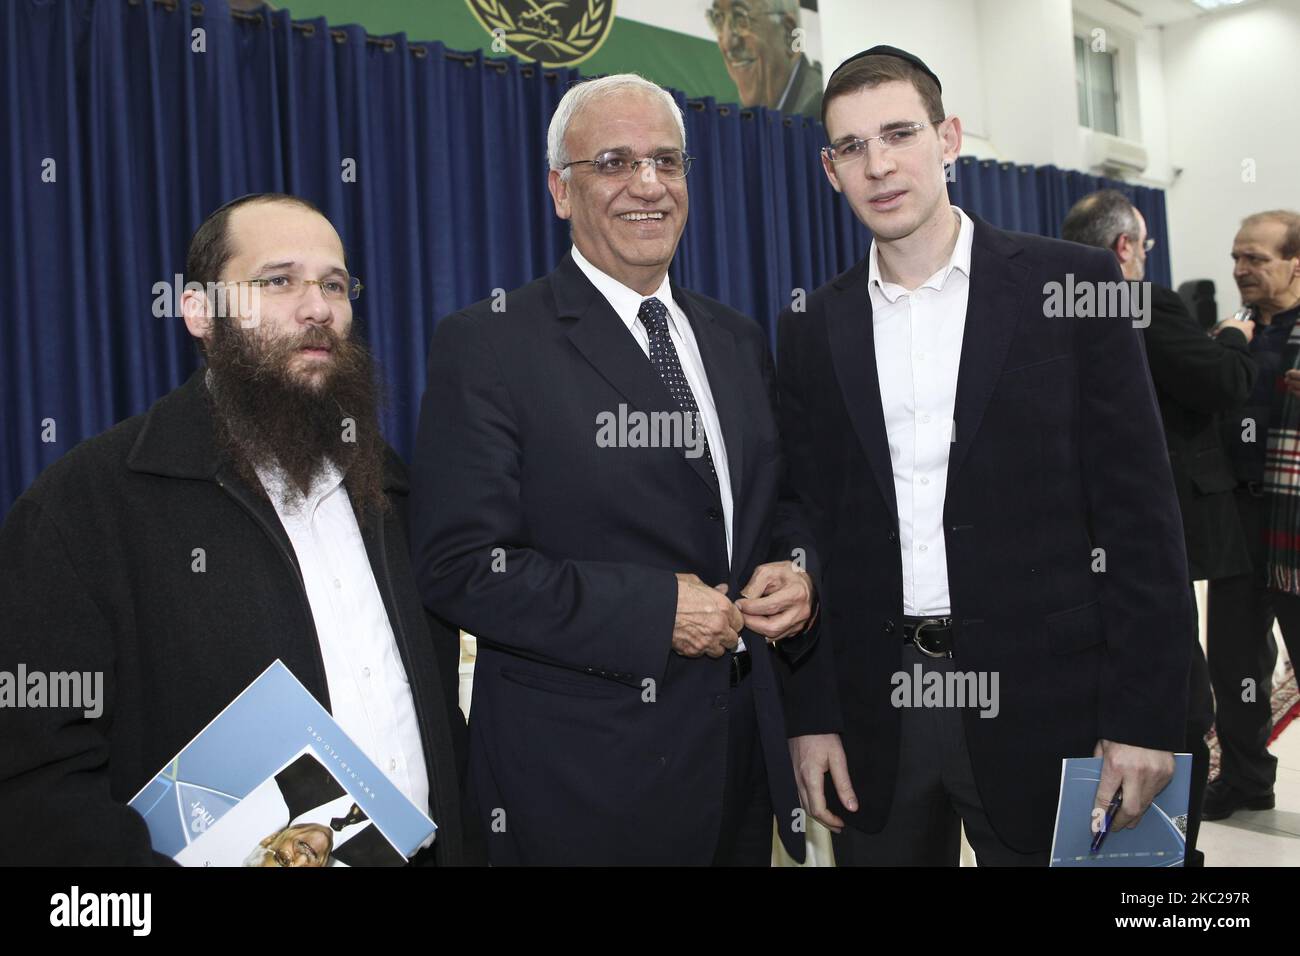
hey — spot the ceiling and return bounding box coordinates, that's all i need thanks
[1111,0,1260,26]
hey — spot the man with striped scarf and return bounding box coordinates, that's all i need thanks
[1205,209,1300,821]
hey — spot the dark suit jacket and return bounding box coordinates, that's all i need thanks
[409,252,818,865]
[0,370,479,865]
[1142,283,1255,581]
[778,54,824,119]
[776,216,1192,853]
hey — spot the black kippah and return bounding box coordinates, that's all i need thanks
[828,45,942,94]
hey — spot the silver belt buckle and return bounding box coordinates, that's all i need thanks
[912,619,952,659]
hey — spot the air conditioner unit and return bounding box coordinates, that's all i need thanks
[1084,130,1149,175]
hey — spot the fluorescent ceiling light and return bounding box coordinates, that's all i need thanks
[1191,0,1250,11]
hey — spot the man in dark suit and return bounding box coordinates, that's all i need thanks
[1204,210,1300,821]
[410,74,818,865]
[1063,188,1257,865]
[0,194,476,865]
[777,48,1192,865]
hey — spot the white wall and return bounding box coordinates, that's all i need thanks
[976,0,1079,167]
[1161,0,1300,303]
[1134,24,1174,185]
[818,0,998,157]
[815,0,1173,171]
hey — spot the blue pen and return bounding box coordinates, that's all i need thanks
[1091,787,1124,854]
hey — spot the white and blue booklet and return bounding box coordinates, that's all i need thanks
[1049,754,1191,867]
[128,660,436,866]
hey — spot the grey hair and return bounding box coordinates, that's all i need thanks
[1061,189,1140,251]
[548,73,686,181]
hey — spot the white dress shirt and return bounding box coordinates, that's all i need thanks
[571,245,734,565]
[571,245,741,648]
[868,207,975,617]
[255,460,433,846]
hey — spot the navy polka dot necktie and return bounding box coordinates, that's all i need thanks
[637,296,716,481]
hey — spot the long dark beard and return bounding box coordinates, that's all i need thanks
[204,318,389,524]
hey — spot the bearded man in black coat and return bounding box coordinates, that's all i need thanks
[0,194,479,865]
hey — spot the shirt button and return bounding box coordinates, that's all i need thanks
[918,543,929,552]
[333,578,342,589]
[916,352,926,361]
[920,414,932,424]
[389,758,398,772]
[362,667,371,679]
[920,476,930,486]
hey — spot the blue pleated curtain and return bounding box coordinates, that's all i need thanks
[0,0,1173,512]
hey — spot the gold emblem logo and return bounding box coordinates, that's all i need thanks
[466,0,616,68]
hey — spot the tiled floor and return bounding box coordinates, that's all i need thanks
[1195,581,1299,866]
[1200,722,1300,866]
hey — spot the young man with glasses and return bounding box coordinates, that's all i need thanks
[0,193,478,866]
[410,73,820,865]
[775,47,1192,865]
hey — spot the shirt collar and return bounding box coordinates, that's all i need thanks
[774,55,802,112]
[255,458,345,517]
[868,205,975,304]
[571,244,677,335]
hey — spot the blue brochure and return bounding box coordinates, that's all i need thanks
[128,660,436,866]
[1049,754,1191,867]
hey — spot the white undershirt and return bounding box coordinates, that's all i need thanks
[868,207,975,617]
[255,460,434,847]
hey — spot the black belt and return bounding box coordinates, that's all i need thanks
[730,649,752,686]
[902,616,953,658]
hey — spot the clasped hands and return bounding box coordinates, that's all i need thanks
[670,561,815,658]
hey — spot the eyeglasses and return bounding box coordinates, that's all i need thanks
[272,838,323,867]
[821,123,933,166]
[562,148,694,181]
[705,7,785,37]
[1115,235,1156,254]
[231,273,363,301]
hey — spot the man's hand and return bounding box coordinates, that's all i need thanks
[1091,739,1175,833]
[735,561,815,643]
[1284,369,1300,398]
[1212,317,1255,343]
[671,573,743,658]
[789,734,858,833]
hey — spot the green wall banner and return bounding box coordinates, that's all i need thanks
[275,0,824,117]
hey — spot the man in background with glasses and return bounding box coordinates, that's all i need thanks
[1063,189,1257,866]
[0,193,478,866]
[775,47,1191,865]
[705,0,823,117]
[411,74,819,865]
